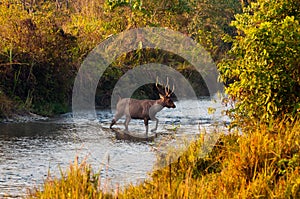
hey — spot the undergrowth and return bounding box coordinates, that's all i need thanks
[28,118,300,198]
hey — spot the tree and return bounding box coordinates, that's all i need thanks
[218,0,300,125]
[187,0,242,62]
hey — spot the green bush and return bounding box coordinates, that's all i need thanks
[218,0,300,125]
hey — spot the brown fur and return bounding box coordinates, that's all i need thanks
[110,95,175,135]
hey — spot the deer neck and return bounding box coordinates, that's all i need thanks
[155,99,166,109]
[148,100,163,116]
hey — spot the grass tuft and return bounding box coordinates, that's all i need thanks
[27,157,113,199]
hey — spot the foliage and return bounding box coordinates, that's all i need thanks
[187,0,242,61]
[218,0,300,125]
[0,2,79,115]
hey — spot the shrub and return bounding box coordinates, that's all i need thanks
[218,0,300,125]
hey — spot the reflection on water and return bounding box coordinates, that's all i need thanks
[0,99,228,198]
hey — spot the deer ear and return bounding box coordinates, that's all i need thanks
[159,93,164,99]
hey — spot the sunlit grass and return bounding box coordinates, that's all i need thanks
[27,118,300,198]
[27,157,113,199]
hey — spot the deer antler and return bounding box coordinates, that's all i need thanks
[165,77,169,95]
[156,77,175,96]
[156,77,164,95]
[170,83,175,96]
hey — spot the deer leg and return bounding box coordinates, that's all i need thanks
[151,117,159,132]
[110,119,116,129]
[144,118,149,136]
[110,112,122,129]
[124,116,131,132]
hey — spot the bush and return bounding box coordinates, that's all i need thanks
[218,0,300,125]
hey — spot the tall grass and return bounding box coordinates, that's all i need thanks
[28,118,300,198]
[27,157,112,199]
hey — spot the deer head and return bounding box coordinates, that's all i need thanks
[156,77,176,108]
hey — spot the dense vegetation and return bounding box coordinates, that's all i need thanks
[0,0,241,117]
[218,0,300,126]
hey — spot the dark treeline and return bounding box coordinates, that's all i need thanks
[0,0,247,117]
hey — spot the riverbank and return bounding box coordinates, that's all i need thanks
[27,117,300,198]
[0,90,49,122]
[1,112,48,123]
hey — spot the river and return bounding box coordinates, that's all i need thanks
[0,99,229,198]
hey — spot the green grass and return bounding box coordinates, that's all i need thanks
[27,118,300,198]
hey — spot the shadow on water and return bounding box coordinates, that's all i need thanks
[0,99,229,198]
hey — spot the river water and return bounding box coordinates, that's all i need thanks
[0,99,228,198]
